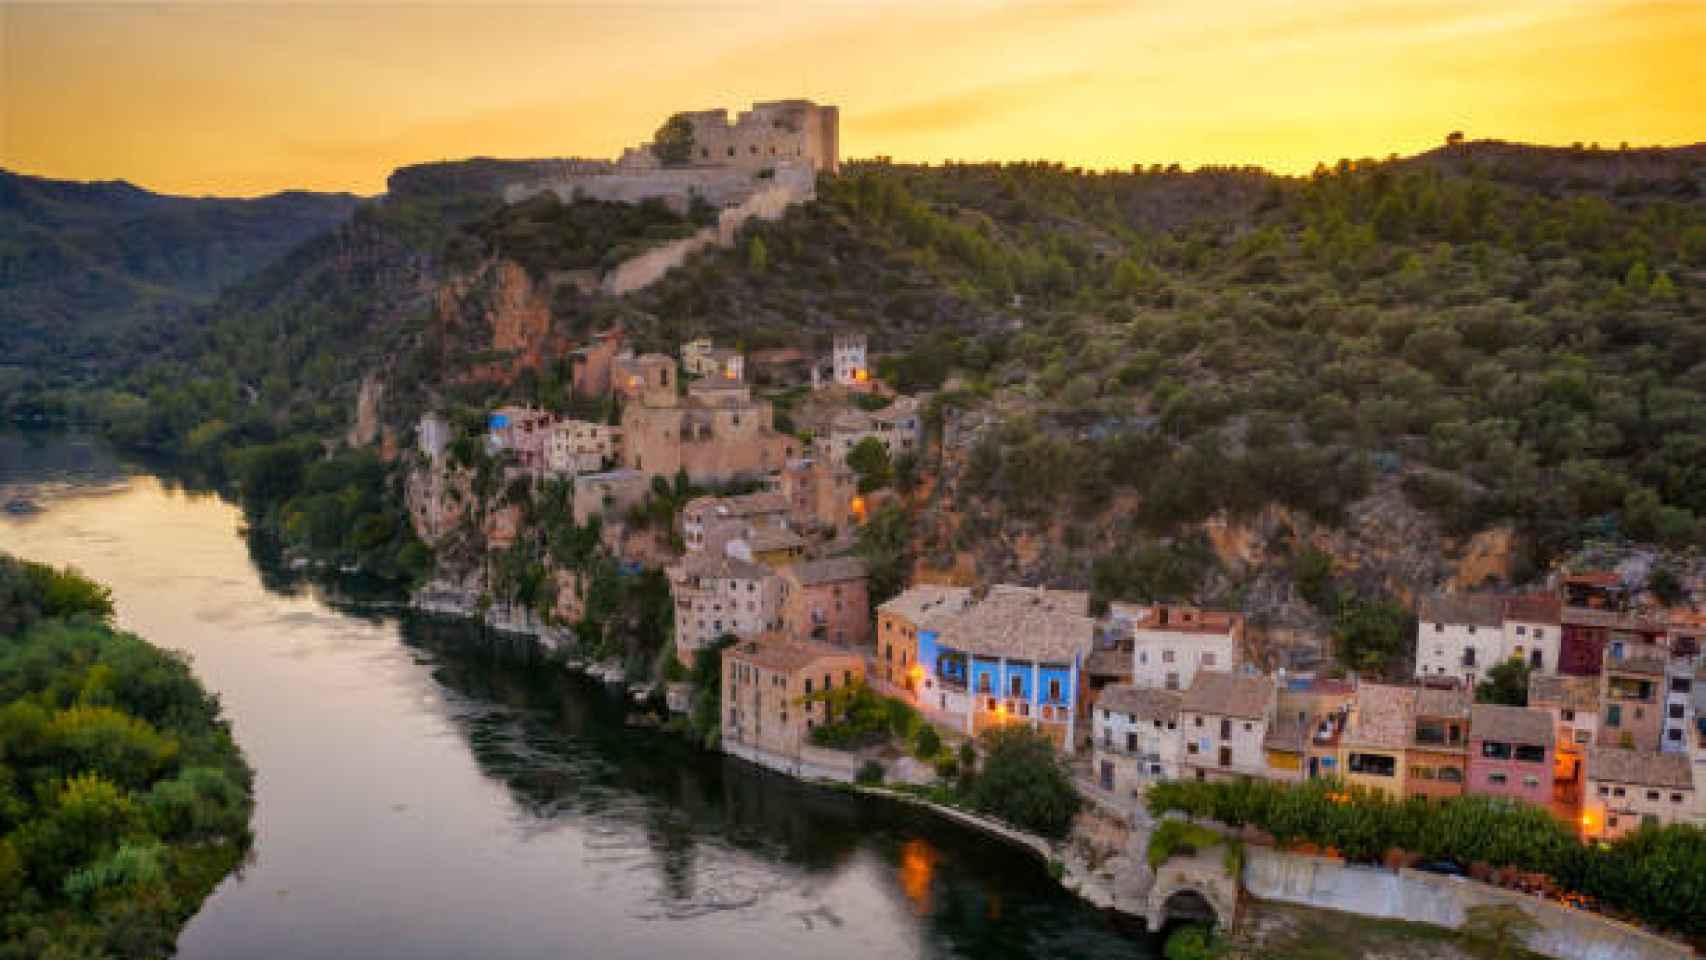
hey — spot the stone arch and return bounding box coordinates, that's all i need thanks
[1145,858,1239,933]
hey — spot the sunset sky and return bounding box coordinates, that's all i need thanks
[3,0,1703,197]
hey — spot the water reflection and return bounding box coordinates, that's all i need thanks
[1,433,1159,960]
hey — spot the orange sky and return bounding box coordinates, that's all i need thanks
[2,1,1703,197]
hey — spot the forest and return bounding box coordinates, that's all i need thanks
[0,555,254,959]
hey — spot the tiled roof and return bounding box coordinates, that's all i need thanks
[1502,593,1562,625]
[931,585,1096,663]
[1417,593,1504,628]
[1471,704,1554,746]
[1083,647,1131,679]
[726,633,859,673]
[1264,714,1310,752]
[741,527,806,552]
[1529,674,1599,712]
[878,585,973,625]
[1180,672,1273,720]
[785,556,868,586]
[677,554,773,581]
[690,492,791,518]
[1342,683,1418,750]
[1098,685,1180,722]
[1587,746,1694,790]
[1415,687,1472,719]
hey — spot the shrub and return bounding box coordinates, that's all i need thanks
[913,724,942,759]
[965,726,1080,839]
[855,760,885,785]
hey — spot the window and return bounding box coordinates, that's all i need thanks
[1646,790,1660,802]
[1467,625,1477,635]
[1515,625,1527,636]
[1049,678,1063,701]
[1606,705,1622,727]
[1481,741,1512,760]
[1575,730,1591,744]
[1561,709,1575,722]
[1348,753,1396,777]
[1195,716,1203,727]
[1162,650,1175,663]
[1010,675,1023,698]
[1671,677,1693,694]
[1534,629,1544,640]
[1166,673,1180,691]
[1613,787,1626,798]
[1598,785,1610,797]
[1434,623,1444,632]
[1220,719,1232,738]
[1672,793,1684,804]
[1462,648,1477,667]
[1669,703,1685,719]
[1488,773,1508,786]
[1530,651,1543,669]
[1514,744,1546,763]
[1126,732,1137,751]
[1410,766,1437,781]
[1523,775,1540,788]
[1203,653,1216,666]
[804,679,813,694]
[1669,729,1683,742]
[1438,767,1463,783]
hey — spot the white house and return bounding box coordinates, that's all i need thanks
[1178,672,1275,782]
[1093,685,1182,799]
[1499,594,1562,676]
[1129,605,1243,693]
[1583,746,1696,840]
[545,420,621,477]
[1414,594,1506,687]
[832,332,867,386]
[665,554,783,666]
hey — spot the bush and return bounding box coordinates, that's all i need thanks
[913,724,942,759]
[1163,924,1220,960]
[965,726,1080,839]
[855,760,885,785]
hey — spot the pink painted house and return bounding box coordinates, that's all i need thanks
[1467,704,1555,807]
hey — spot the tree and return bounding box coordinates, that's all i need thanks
[1648,563,1686,605]
[1332,599,1410,675]
[748,235,769,274]
[856,504,913,606]
[846,436,893,493]
[966,725,1081,838]
[650,113,695,166]
[1475,658,1531,706]
[1445,130,1466,146]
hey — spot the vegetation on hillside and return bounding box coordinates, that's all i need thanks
[0,555,253,959]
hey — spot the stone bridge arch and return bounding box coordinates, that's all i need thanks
[1145,854,1240,933]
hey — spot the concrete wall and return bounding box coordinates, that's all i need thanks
[1242,847,1691,960]
[721,738,859,782]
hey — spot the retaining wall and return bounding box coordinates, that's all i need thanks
[722,739,859,782]
[1243,848,1691,960]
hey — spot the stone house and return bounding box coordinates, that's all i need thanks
[666,554,782,667]
[829,332,868,388]
[1559,607,1667,677]
[621,379,795,484]
[612,353,678,407]
[1337,684,1471,801]
[569,327,624,399]
[727,526,808,569]
[681,338,744,382]
[1661,648,1702,755]
[1265,677,1356,782]
[1129,605,1244,693]
[780,557,870,648]
[1583,746,1695,840]
[1529,674,1600,787]
[571,469,652,527]
[1413,594,1506,687]
[681,492,792,556]
[1467,703,1555,808]
[487,405,555,474]
[1599,641,1666,751]
[1093,685,1182,797]
[722,633,863,773]
[627,100,840,176]
[911,585,1095,748]
[819,396,924,465]
[545,420,620,477]
[771,457,861,534]
[1500,593,1562,675]
[1178,672,1277,782]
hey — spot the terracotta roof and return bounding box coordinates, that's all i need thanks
[1098,685,1181,723]
[1587,746,1694,790]
[1566,571,1622,587]
[1502,594,1562,625]
[1471,704,1554,746]
[1342,684,1415,750]
[785,556,868,587]
[726,633,860,673]
[930,585,1096,663]
[1180,672,1274,720]
[1562,608,1664,631]
[1415,687,1472,719]
[1529,675,1599,712]
[1264,714,1310,752]
[1130,604,1245,636]
[1417,594,1504,628]
[676,554,774,581]
[878,585,974,625]
[741,527,806,552]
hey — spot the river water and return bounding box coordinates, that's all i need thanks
[0,433,1156,960]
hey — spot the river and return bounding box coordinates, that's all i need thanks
[0,433,1157,960]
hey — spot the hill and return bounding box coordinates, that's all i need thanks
[19,142,1706,629]
[0,168,359,400]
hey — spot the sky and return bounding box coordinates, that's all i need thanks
[2,0,1703,197]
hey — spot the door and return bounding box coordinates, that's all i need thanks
[1100,760,1114,791]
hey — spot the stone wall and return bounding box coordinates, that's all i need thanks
[1242,847,1691,960]
[721,739,859,782]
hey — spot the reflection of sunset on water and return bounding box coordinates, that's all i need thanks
[898,838,938,914]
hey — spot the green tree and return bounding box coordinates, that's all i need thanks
[748,235,769,274]
[1475,658,1531,706]
[846,436,894,493]
[856,504,913,606]
[966,725,1080,839]
[1332,599,1411,675]
[650,113,695,166]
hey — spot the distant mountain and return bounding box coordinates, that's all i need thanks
[0,168,359,383]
